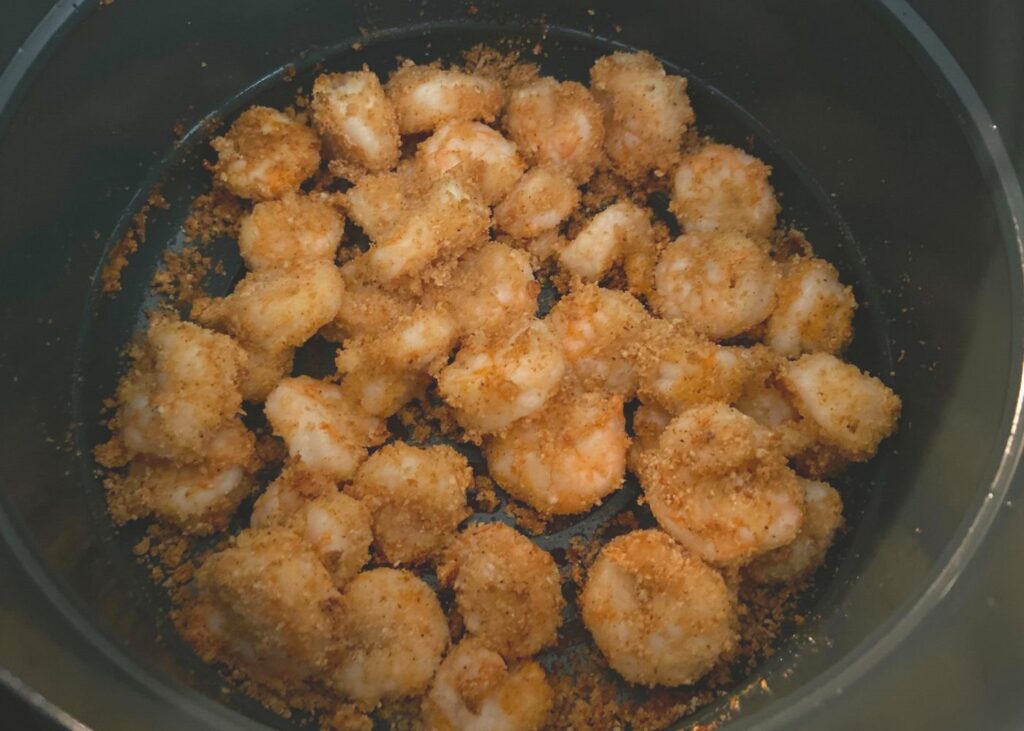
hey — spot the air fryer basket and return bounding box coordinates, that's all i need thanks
[0,1,1021,730]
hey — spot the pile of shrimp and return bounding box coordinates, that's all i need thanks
[98,48,900,731]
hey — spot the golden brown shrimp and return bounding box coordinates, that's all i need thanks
[633,402,805,566]
[653,231,778,340]
[765,256,857,357]
[332,568,449,707]
[504,77,604,183]
[746,479,844,584]
[348,442,472,565]
[670,143,779,238]
[342,164,421,241]
[780,353,901,462]
[325,257,417,341]
[421,638,553,731]
[558,200,655,284]
[387,63,504,134]
[494,167,580,240]
[311,71,400,176]
[185,527,342,690]
[485,390,628,515]
[580,530,737,686]
[589,52,694,180]
[211,106,321,201]
[437,523,562,659]
[546,283,649,397]
[436,319,566,435]
[264,376,387,480]
[416,120,526,205]
[237,192,344,271]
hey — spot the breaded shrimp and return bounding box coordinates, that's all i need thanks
[558,201,654,284]
[653,231,778,340]
[504,78,604,183]
[546,284,649,397]
[332,568,449,707]
[780,353,901,461]
[238,343,294,402]
[187,527,342,689]
[118,458,253,535]
[365,177,490,289]
[580,530,737,686]
[252,467,372,588]
[437,523,562,658]
[337,305,458,417]
[106,316,247,465]
[670,143,779,238]
[634,403,805,566]
[211,106,321,201]
[747,479,843,584]
[311,71,400,175]
[765,256,856,357]
[387,64,504,134]
[486,390,628,515]
[237,193,344,270]
[436,319,566,435]
[494,167,580,239]
[633,318,752,415]
[195,260,343,353]
[348,442,472,565]
[264,376,387,480]
[416,121,526,205]
[326,257,416,340]
[733,345,818,458]
[421,638,553,731]
[589,52,694,180]
[427,242,538,336]
[342,164,421,241]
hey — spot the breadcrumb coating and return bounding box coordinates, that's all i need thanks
[311,71,401,175]
[387,63,504,134]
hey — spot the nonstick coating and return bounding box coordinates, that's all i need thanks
[1,2,1021,730]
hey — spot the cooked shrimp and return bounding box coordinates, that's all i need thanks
[210,106,321,201]
[342,164,421,241]
[580,530,737,686]
[589,52,694,180]
[421,638,553,731]
[634,403,805,566]
[733,345,818,457]
[311,71,400,176]
[117,458,252,535]
[558,201,654,283]
[633,318,751,415]
[504,78,604,183]
[264,376,387,480]
[252,468,372,588]
[485,390,628,515]
[427,242,538,336]
[337,305,458,417]
[437,523,563,658]
[436,319,566,435]
[348,442,472,565]
[387,64,504,134]
[326,257,416,341]
[747,479,843,584]
[238,343,294,402]
[194,260,343,352]
[546,283,648,397]
[765,256,856,357]
[332,568,449,707]
[365,177,491,290]
[653,231,778,340]
[237,193,344,271]
[670,143,779,238]
[416,121,526,205]
[780,353,901,461]
[106,316,247,465]
[494,167,580,239]
[187,527,342,689]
